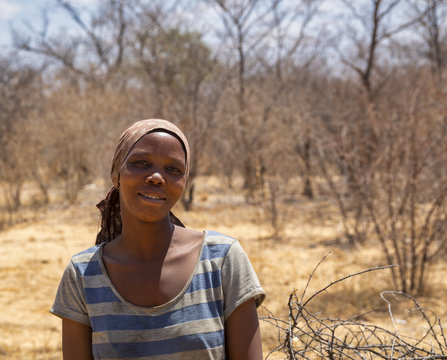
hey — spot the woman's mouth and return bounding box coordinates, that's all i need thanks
[139,193,166,201]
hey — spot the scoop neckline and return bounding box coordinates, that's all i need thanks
[97,230,207,314]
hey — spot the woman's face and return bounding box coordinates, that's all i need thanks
[118,131,187,224]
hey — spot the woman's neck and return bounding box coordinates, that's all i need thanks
[114,216,175,261]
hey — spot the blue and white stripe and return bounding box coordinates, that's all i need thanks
[51,230,265,359]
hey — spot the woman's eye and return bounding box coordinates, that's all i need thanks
[135,161,149,167]
[167,166,181,174]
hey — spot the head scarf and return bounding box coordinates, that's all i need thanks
[96,119,190,244]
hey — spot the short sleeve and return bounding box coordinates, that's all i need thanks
[50,260,90,326]
[221,240,266,319]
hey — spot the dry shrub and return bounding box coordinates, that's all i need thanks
[262,257,447,359]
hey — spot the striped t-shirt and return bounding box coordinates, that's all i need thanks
[50,230,266,359]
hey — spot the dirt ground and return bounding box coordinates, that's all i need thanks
[1,177,446,359]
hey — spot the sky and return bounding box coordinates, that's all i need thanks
[0,0,97,49]
[0,0,334,48]
[0,0,426,66]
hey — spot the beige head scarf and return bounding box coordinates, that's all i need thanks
[96,119,190,244]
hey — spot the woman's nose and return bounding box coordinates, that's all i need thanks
[145,172,165,185]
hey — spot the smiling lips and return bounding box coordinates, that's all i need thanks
[139,193,166,201]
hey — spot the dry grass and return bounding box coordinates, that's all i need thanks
[0,176,446,359]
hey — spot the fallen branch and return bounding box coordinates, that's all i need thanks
[261,259,447,359]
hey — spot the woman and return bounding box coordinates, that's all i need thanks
[50,119,266,359]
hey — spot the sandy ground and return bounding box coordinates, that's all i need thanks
[1,177,446,359]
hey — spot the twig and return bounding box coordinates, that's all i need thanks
[302,264,397,308]
[261,264,447,359]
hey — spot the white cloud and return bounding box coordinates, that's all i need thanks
[0,0,21,20]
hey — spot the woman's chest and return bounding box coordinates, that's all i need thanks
[104,256,196,307]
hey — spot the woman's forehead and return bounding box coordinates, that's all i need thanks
[127,131,187,162]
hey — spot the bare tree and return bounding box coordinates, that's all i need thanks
[336,0,442,98]
[210,0,280,201]
[0,55,46,225]
[310,0,444,246]
[210,0,326,211]
[259,0,324,200]
[359,71,447,294]
[12,0,131,87]
[407,0,447,77]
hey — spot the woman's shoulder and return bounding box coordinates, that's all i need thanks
[204,230,237,245]
[69,244,103,268]
[175,227,237,248]
[196,230,240,262]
